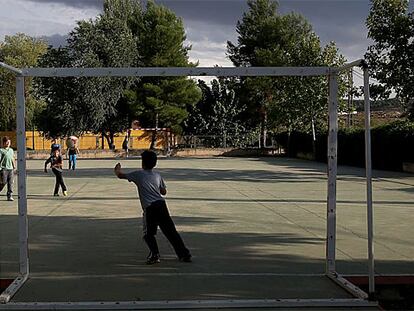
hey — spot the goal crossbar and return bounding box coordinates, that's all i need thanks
[21,66,331,77]
[0,60,375,308]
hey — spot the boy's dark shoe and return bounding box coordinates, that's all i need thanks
[146,254,160,265]
[179,255,192,263]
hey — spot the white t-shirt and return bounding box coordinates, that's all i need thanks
[126,169,166,209]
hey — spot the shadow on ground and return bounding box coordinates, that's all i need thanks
[1,212,412,302]
[1,214,413,277]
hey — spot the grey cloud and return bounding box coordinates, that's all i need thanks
[185,21,236,44]
[278,1,370,39]
[169,0,373,61]
[23,0,103,9]
[22,0,248,26]
[278,1,371,61]
[182,1,372,63]
[158,1,248,26]
[40,33,68,47]
[189,49,232,67]
[184,20,237,66]
[16,0,386,65]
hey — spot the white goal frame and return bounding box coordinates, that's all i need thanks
[0,60,375,309]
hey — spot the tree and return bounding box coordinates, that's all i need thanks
[36,0,139,147]
[184,78,247,147]
[0,33,47,131]
[227,0,346,151]
[35,48,80,138]
[127,0,201,149]
[366,0,414,119]
[227,0,286,147]
[36,0,200,149]
[70,0,139,148]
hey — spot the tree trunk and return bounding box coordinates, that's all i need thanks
[258,124,262,149]
[287,127,292,157]
[103,132,115,150]
[263,110,268,148]
[110,132,115,150]
[311,117,316,160]
[260,121,266,149]
[149,113,159,150]
[32,127,35,150]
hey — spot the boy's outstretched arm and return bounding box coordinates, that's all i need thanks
[114,163,127,179]
[160,178,167,195]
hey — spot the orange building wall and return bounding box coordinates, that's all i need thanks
[0,130,169,150]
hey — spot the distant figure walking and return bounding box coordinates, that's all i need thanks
[68,146,79,170]
[0,136,16,201]
[122,129,131,158]
[45,149,68,197]
[114,150,192,265]
[66,136,79,170]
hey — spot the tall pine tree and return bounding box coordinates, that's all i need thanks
[127,0,201,148]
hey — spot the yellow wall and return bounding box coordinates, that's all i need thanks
[0,130,169,150]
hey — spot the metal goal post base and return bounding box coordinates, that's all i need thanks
[0,298,378,310]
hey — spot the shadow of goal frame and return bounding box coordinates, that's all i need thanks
[0,61,375,309]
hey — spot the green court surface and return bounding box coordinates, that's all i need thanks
[0,156,412,304]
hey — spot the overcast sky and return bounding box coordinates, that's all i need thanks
[2,0,411,84]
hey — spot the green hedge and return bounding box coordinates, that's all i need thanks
[275,120,414,171]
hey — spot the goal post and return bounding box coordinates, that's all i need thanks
[0,73,29,304]
[20,66,331,77]
[326,72,338,274]
[363,63,375,296]
[0,61,375,308]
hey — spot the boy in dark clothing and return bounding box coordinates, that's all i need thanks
[45,149,68,197]
[114,150,191,265]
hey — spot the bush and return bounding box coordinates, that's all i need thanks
[274,120,414,171]
[371,121,414,171]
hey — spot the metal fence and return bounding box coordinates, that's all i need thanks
[178,134,280,149]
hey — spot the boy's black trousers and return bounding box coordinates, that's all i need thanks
[52,168,67,195]
[143,200,190,259]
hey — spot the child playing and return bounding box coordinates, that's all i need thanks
[114,150,191,265]
[0,136,16,201]
[44,149,68,197]
[68,145,79,170]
